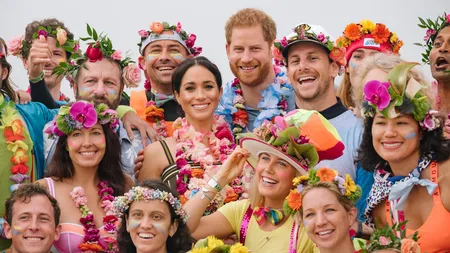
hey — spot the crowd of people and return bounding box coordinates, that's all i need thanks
[0,7,449,253]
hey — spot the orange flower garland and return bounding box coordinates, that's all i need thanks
[371,23,391,44]
[286,190,302,211]
[344,23,361,41]
[316,168,337,182]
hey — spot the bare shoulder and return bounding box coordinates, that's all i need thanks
[124,175,135,191]
[140,138,175,181]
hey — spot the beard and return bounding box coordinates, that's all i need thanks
[229,60,272,87]
[76,91,121,109]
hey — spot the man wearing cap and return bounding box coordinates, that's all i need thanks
[215,8,295,136]
[336,20,404,113]
[131,22,201,137]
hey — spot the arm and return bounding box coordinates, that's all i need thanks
[120,107,161,145]
[124,175,135,192]
[29,79,60,109]
[138,140,170,182]
[184,147,249,238]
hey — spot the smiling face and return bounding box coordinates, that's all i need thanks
[174,65,222,123]
[66,123,106,170]
[5,195,61,253]
[127,199,178,253]
[429,26,450,81]
[74,59,123,109]
[226,25,272,87]
[347,48,380,90]
[302,187,356,249]
[254,152,297,203]
[287,42,338,103]
[371,113,421,165]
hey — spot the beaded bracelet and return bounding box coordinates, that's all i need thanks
[29,71,45,83]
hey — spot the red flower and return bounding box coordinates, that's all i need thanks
[10,164,29,174]
[233,110,248,125]
[85,43,103,62]
[216,124,234,142]
[103,215,118,223]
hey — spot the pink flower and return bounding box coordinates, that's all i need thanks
[423,29,436,42]
[185,34,197,48]
[278,100,288,111]
[379,236,392,246]
[111,50,122,61]
[446,14,450,23]
[216,124,234,142]
[176,22,182,33]
[192,46,202,56]
[280,37,288,47]
[138,29,149,38]
[122,63,142,88]
[271,45,284,62]
[73,43,80,52]
[7,36,24,56]
[363,80,391,110]
[144,79,151,90]
[38,29,48,38]
[70,101,98,128]
[420,112,440,131]
[317,33,327,43]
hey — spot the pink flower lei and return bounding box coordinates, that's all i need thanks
[70,181,118,252]
[173,115,243,214]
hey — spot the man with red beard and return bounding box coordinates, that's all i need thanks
[215,8,295,135]
[130,21,201,137]
[418,13,450,138]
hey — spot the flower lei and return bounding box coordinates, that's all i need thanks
[53,24,141,88]
[336,19,404,54]
[69,181,118,252]
[144,100,168,138]
[361,62,439,131]
[45,101,119,137]
[0,94,31,192]
[284,168,361,215]
[173,116,242,214]
[191,236,250,253]
[230,65,291,134]
[7,25,76,60]
[137,21,202,56]
[415,13,450,64]
[112,186,188,223]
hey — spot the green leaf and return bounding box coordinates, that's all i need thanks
[418,17,426,26]
[418,24,427,28]
[413,43,423,46]
[386,62,419,97]
[290,142,318,168]
[62,46,74,53]
[79,37,90,41]
[93,29,98,41]
[271,126,300,146]
[87,23,92,36]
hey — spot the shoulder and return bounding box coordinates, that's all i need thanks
[218,199,250,216]
[124,175,135,191]
[35,178,49,189]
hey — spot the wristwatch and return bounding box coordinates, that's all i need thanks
[207,178,223,192]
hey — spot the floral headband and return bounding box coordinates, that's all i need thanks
[415,13,450,64]
[45,101,119,137]
[284,168,361,216]
[273,23,346,67]
[53,24,141,88]
[337,20,404,64]
[361,62,440,131]
[112,186,188,223]
[191,236,249,253]
[7,25,76,60]
[356,222,419,253]
[137,21,202,56]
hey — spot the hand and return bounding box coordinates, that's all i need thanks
[215,147,250,186]
[28,35,52,80]
[16,90,31,104]
[122,111,162,146]
[134,149,144,179]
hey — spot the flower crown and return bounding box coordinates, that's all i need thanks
[45,101,119,137]
[112,186,188,223]
[273,23,346,67]
[361,62,440,131]
[336,20,403,55]
[137,21,202,56]
[284,168,361,216]
[415,13,450,64]
[53,24,141,88]
[7,25,76,60]
[356,222,420,253]
[191,236,250,253]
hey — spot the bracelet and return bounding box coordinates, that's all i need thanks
[355,220,363,238]
[207,178,223,192]
[200,187,213,201]
[29,71,45,83]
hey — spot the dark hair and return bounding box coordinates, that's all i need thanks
[46,123,126,196]
[117,180,195,253]
[0,38,16,102]
[5,183,61,226]
[356,116,450,172]
[23,18,74,60]
[171,56,222,94]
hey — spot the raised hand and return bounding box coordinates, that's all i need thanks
[215,147,250,187]
[28,35,52,79]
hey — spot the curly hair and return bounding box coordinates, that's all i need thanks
[356,115,450,172]
[22,18,74,60]
[225,8,276,45]
[46,122,126,196]
[117,180,195,253]
[0,37,17,102]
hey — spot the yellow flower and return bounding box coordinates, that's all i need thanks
[7,140,28,153]
[190,248,209,253]
[230,243,250,253]
[360,19,376,33]
[344,174,357,196]
[390,32,398,43]
[293,175,309,185]
[207,236,224,250]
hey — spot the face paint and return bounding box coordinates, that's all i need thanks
[12,225,24,235]
[78,86,91,98]
[349,61,356,70]
[153,222,168,235]
[106,89,118,102]
[146,53,160,62]
[128,218,141,230]
[405,132,417,140]
[170,53,185,62]
[67,139,76,151]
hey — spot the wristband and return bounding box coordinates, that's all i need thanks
[207,178,223,192]
[29,71,45,83]
[200,187,213,201]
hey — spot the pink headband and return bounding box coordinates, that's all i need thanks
[345,34,392,63]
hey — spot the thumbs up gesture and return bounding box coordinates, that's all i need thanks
[28,35,52,80]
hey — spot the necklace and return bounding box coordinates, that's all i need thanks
[174,115,243,214]
[70,181,118,252]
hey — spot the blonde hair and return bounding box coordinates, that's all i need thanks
[225,8,276,45]
[352,53,427,111]
[337,71,353,108]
